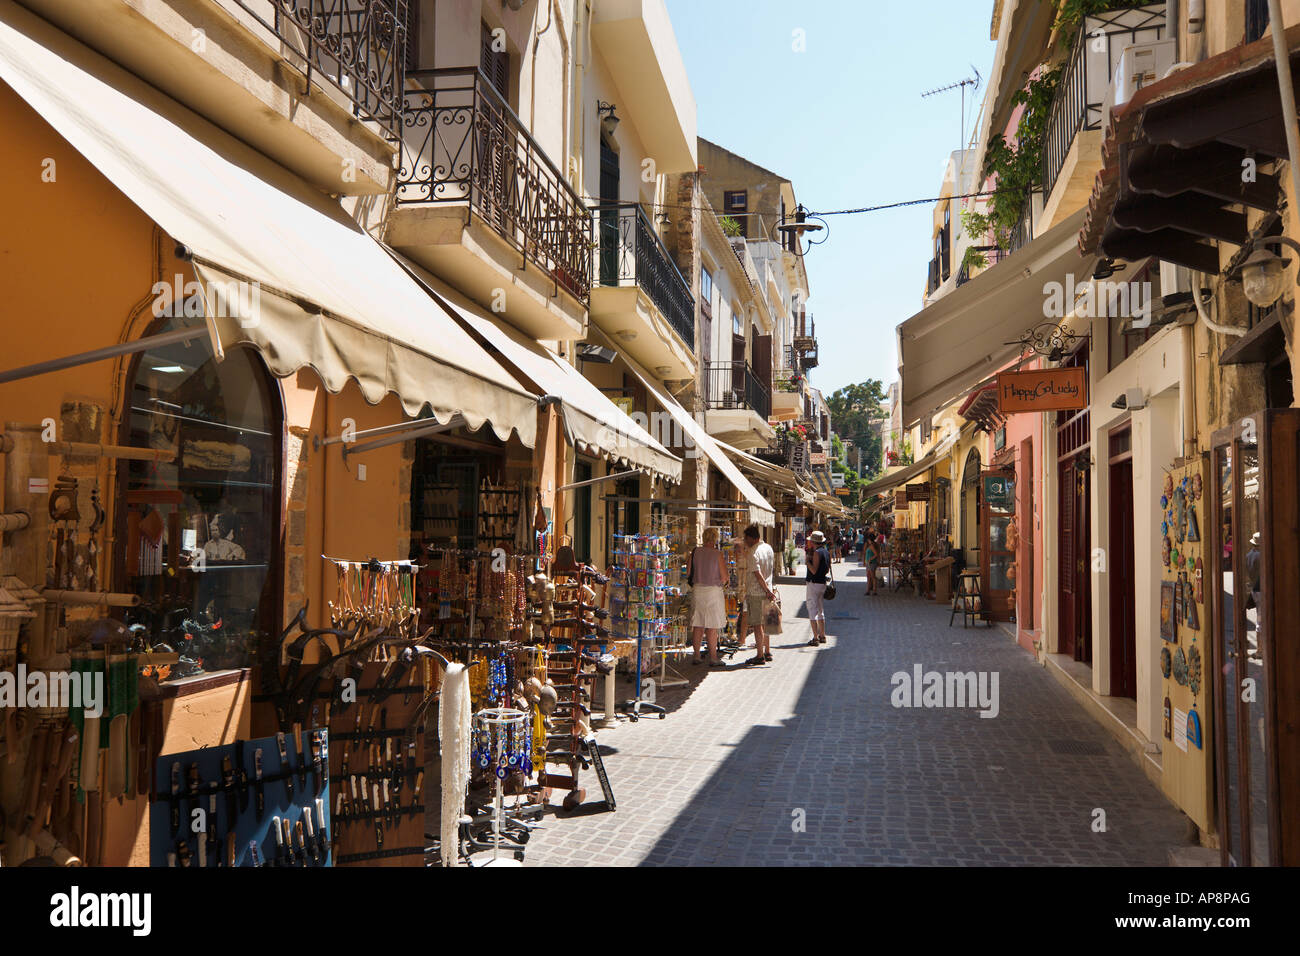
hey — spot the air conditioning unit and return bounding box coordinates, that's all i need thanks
[1160,260,1190,298]
[1103,39,1177,125]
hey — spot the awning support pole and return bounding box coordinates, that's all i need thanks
[342,416,466,458]
[557,469,640,491]
[0,326,211,386]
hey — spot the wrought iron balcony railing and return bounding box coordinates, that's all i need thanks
[231,0,407,139]
[1040,3,1167,200]
[397,68,592,302]
[702,361,771,422]
[956,245,1011,286]
[591,202,694,349]
[1007,196,1035,254]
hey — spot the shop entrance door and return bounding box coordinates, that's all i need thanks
[1108,455,1137,698]
[980,469,1015,621]
[1058,458,1092,663]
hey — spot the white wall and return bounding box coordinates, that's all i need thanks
[1090,323,1184,743]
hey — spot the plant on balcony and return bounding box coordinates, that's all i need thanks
[774,370,804,392]
[1054,0,1152,30]
[719,216,743,238]
[960,63,1063,251]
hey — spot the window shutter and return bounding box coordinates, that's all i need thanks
[480,22,509,100]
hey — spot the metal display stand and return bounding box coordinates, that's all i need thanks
[622,618,667,721]
[470,707,527,867]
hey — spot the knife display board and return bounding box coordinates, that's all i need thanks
[327,659,429,867]
[150,729,330,867]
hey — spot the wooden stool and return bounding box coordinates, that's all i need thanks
[950,570,987,628]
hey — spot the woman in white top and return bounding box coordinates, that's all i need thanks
[689,526,729,667]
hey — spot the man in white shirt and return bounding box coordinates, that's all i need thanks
[743,525,776,665]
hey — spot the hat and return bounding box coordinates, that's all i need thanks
[809,531,826,543]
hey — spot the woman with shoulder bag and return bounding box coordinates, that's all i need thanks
[689,527,729,667]
[805,531,832,646]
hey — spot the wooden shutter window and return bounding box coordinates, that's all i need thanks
[480,22,509,100]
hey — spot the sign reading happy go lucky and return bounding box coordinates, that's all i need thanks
[996,367,1087,414]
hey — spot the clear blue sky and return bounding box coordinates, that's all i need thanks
[665,0,997,399]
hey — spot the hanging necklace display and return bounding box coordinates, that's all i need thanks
[85,481,104,593]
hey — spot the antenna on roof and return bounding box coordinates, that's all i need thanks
[921,66,982,153]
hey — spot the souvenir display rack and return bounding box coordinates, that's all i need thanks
[476,479,523,550]
[534,546,607,808]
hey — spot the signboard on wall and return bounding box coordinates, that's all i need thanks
[831,472,846,488]
[905,482,931,502]
[809,451,828,466]
[996,367,1087,413]
[983,475,1014,511]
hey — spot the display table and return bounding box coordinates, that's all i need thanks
[925,556,954,604]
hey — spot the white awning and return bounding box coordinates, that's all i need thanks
[897,208,1090,427]
[0,4,538,445]
[399,260,682,483]
[621,367,775,527]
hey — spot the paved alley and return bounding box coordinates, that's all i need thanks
[521,565,1191,866]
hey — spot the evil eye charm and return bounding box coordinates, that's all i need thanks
[479,754,490,768]
[508,752,518,766]
[495,765,508,780]
[1160,495,1168,508]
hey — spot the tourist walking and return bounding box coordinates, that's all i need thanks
[863,529,880,595]
[741,525,777,665]
[805,530,831,646]
[688,527,728,667]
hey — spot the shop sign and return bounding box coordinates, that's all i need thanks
[809,451,827,465]
[835,488,851,497]
[831,472,846,488]
[905,482,931,502]
[983,474,1014,511]
[996,367,1087,413]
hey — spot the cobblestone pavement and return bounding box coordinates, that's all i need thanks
[519,564,1191,866]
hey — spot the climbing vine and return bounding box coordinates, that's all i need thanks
[961,63,1063,256]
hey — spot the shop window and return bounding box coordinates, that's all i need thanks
[411,444,483,554]
[119,321,281,681]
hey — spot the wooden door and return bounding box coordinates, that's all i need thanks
[598,137,620,286]
[1108,458,1137,698]
[980,470,1016,621]
[1058,459,1092,662]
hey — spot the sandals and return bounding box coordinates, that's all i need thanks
[807,638,819,647]
[764,652,773,662]
[746,655,765,666]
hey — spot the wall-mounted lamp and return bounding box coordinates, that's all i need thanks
[1111,387,1148,411]
[1237,234,1300,307]
[504,0,526,10]
[577,344,616,364]
[597,101,619,136]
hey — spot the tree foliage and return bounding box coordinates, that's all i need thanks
[826,380,887,482]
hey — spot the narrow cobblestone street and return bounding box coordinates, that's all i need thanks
[522,565,1191,866]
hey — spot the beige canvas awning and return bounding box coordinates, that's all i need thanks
[715,440,805,504]
[400,260,682,483]
[0,5,538,446]
[620,367,775,528]
[897,208,1090,428]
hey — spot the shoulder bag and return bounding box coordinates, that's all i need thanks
[823,550,836,601]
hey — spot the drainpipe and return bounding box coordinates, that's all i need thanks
[1268,0,1300,251]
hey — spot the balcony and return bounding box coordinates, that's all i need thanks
[701,361,773,451]
[227,0,407,139]
[24,0,403,193]
[589,202,697,380]
[390,68,590,340]
[770,367,804,422]
[1039,4,1166,227]
[956,245,1011,287]
[791,311,818,369]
